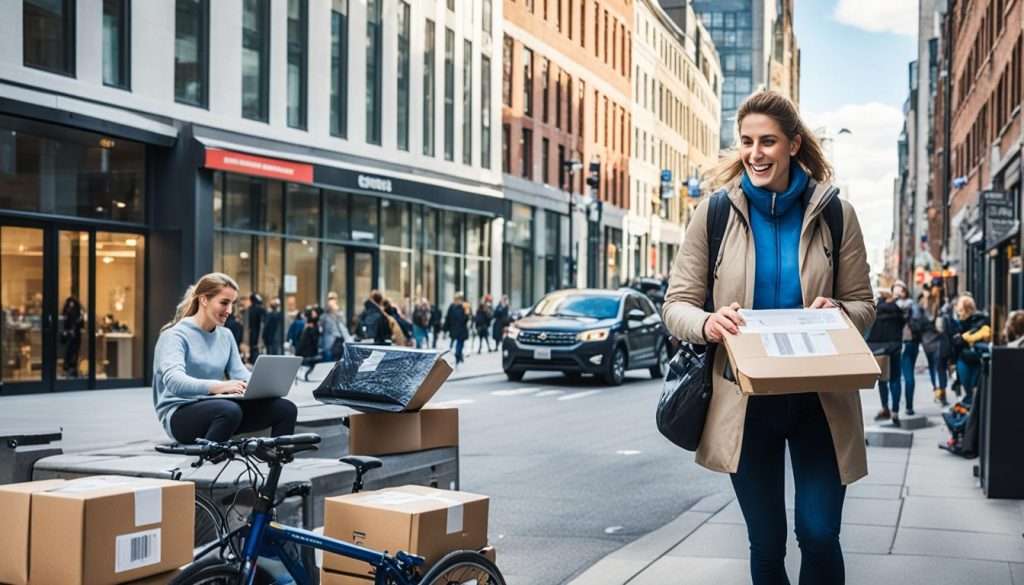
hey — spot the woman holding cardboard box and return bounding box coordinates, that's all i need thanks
[663,91,875,585]
[153,273,298,444]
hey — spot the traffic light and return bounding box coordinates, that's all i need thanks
[586,161,600,194]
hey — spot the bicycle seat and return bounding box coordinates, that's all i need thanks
[339,455,383,474]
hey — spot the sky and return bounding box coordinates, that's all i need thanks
[793,0,918,279]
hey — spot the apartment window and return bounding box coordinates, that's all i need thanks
[502,35,513,107]
[24,0,75,75]
[555,71,562,129]
[102,0,130,88]
[568,0,574,40]
[603,10,609,64]
[558,144,566,188]
[481,55,492,169]
[330,0,348,137]
[286,0,308,129]
[447,0,454,10]
[578,79,585,138]
[242,0,270,121]
[541,58,549,123]
[366,0,383,144]
[397,1,411,150]
[444,28,455,161]
[521,128,533,179]
[523,47,534,117]
[462,40,473,165]
[175,0,208,107]
[502,123,511,173]
[483,0,493,39]
[593,2,599,57]
[556,0,562,32]
[423,19,436,156]
[541,137,550,184]
[567,76,573,134]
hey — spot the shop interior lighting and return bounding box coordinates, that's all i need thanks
[102,256,114,264]
[125,239,137,247]
[239,251,250,259]
[115,201,127,209]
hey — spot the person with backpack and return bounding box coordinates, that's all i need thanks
[867,287,907,425]
[662,91,874,585]
[474,295,494,353]
[356,290,391,344]
[429,302,443,348]
[412,298,432,348]
[296,306,321,381]
[443,293,471,364]
[920,284,951,406]
[949,295,990,405]
[894,281,927,416]
[492,295,510,348]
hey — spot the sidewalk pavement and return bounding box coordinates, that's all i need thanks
[568,368,1024,585]
[0,348,503,454]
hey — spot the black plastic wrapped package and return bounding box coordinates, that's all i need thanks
[312,344,453,412]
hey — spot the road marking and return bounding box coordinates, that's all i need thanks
[534,390,566,397]
[604,526,623,534]
[616,450,642,456]
[558,390,602,401]
[431,399,476,407]
[491,387,541,396]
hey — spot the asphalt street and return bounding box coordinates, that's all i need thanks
[432,364,732,585]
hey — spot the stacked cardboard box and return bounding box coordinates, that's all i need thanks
[0,476,194,585]
[321,485,491,583]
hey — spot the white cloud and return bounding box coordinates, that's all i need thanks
[833,0,918,37]
[805,102,904,281]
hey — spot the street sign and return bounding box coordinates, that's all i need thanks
[687,177,701,198]
[660,170,675,200]
[983,190,1017,251]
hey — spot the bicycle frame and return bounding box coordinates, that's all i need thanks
[237,510,417,585]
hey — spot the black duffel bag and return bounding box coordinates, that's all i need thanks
[656,343,717,451]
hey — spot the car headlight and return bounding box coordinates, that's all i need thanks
[577,328,611,342]
[506,325,521,339]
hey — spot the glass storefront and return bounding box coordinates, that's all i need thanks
[504,203,533,308]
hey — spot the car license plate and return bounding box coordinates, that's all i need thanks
[534,348,552,360]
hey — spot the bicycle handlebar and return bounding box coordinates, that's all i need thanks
[154,433,322,459]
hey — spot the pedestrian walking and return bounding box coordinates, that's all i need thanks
[894,281,927,415]
[285,309,305,354]
[430,302,443,348]
[921,284,951,405]
[412,298,431,348]
[949,295,990,405]
[247,293,266,364]
[296,306,321,381]
[662,91,875,585]
[443,293,470,364]
[356,290,391,344]
[152,273,297,444]
[262,297,284,355]
[224,311,243,349]
[474,296,494,353]
[867,287,906,426]
[492,294,510,348]
[383,298,411,346]
[320,292,351,360]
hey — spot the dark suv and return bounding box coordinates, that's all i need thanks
[501,289,670,385]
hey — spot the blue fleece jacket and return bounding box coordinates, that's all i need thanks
[741,164,808,310]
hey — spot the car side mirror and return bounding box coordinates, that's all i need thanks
[627,309,645,322]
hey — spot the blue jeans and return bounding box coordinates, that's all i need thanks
[877,345,902,412]
[732,393,846,585]
[956,358,980,404]
[925,349,948,390]
[452,337,465,363]
[413,325,428,348]
[900,341,919,412]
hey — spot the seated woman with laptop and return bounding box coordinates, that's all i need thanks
[152,272,299,444]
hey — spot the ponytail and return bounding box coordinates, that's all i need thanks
[161,273,240,332]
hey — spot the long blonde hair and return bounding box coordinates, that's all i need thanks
[710,90,833,189]
[162,272,240,331]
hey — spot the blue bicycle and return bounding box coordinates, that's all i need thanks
[156,434,504,585]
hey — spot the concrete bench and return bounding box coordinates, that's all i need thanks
[0,428,63,484]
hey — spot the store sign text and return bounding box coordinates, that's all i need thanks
[357,174,393,193]
[204,148,314,183]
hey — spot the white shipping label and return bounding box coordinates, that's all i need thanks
[357,350,387,373]
[761,332,837,358]
[740,308,847,333]
[446,503,465,534]
[115,528,161,573]
[363,491,430,506]
[134,487,162,527]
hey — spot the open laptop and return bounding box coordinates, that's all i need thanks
[221,355,302,400]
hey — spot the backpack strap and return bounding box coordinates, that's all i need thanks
[821,189,845,298]
[705,190,732,312]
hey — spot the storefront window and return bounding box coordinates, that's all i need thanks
[285,238,318,311]
[381,200,410,248]
[380,249,412,309]
[0,116,145,223]
[505,203,534,308]
[351,195,378,243]
[95,231,145,380]
[325,189,350,241]
[1,226,44,384]
[441,211,463,253]
[286,184,320,237]
[605,227,622,288]
[221,174,283,232]
[57,231,90,380]
[215,232,254,296]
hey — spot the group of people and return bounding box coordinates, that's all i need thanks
[867,280,995,427]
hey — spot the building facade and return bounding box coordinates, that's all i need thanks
[1,0,503,394]
[629,0,721,280]
[939,0,1023,336]
[501,0,634,300]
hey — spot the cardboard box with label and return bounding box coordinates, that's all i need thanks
[0,479,68,585]
[320,545,496,585]
[723,308,880,394]
[314,346,454,412]
[347,406,459,456]
[28,475,194,585]
[323,485,488,580]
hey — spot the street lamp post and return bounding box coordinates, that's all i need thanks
[562,159,582,286]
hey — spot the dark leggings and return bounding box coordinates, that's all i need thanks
[731,393,847,585]
[169,398,298,444]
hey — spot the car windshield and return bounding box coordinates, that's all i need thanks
[532,293,621,319]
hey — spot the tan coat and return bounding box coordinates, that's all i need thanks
[663,181,876,485]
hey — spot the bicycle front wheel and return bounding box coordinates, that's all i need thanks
[417,550,506,585]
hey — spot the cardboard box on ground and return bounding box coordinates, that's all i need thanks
[722,308,881,394]
[0,476,194,585]
[322,485,489,580]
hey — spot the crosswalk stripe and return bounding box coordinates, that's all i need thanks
[558,390,602,401]
[534,390,566,397]
[491,387,541,396]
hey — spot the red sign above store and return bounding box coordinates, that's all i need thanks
[204,148,314,183]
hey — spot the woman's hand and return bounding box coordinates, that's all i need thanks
[703,302,745,343]
[808,297,838,309]
[209,380,246,396]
